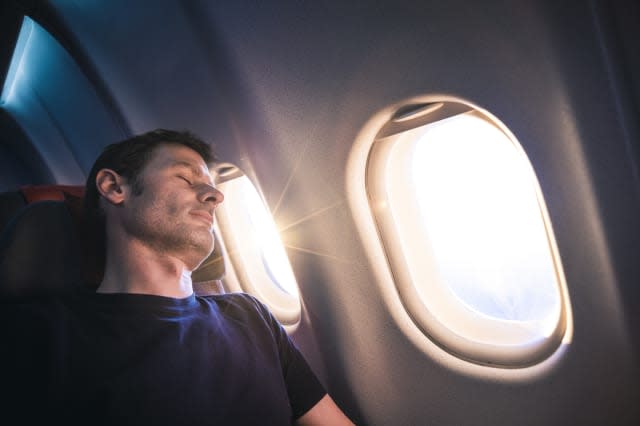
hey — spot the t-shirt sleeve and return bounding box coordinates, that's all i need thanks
[242,294,327,419]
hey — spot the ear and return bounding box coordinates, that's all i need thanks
[95,168,128,205]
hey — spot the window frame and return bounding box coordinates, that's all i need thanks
[212,164,302,327]
[360,98,572,368]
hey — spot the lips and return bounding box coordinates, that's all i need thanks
[189,210,214,227]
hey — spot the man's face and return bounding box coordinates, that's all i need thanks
[119,144,223,269]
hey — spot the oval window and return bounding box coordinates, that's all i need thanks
[365,100,570,367]
[213,164,301,326]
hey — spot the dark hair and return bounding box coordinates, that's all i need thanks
[85,129,215,219]
[82,129,215,285]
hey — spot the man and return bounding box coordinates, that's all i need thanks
[2,129,354,425]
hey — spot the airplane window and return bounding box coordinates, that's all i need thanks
[242,179,299,297]
[364,100,571,367]
[213,165,301,326]
[412,114,560,323]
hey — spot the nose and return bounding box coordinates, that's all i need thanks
[198,184,224,207]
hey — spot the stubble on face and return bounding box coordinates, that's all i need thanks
[121,147,215,270]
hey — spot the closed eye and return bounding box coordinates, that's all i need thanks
[177,175,192,185]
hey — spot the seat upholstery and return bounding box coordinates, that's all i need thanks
[0,190,28,233]
[0,200,83,299]
[0,185,226,299]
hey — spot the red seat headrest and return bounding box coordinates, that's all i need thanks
[21,185,85,203]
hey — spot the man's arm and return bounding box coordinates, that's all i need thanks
[296,394,355,426]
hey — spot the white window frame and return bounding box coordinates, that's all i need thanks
[348,97,573,369]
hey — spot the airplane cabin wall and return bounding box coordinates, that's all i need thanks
[192,2,639,424]
[0,1,638,425]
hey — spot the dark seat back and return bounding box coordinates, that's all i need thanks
[0,200,84,299]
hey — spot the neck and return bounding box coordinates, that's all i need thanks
[97,233,194,298]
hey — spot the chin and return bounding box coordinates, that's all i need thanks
[187,240,215,269]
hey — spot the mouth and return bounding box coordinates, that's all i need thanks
[189,210,214,227]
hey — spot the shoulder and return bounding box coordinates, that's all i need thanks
[198,292,285,339]
[199,291,266,312]
[198,292,274,323]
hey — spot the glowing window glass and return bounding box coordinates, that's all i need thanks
[412,114,560,323]
[213,166,301,326]
[241,176,299,297]
[365,101,570,367]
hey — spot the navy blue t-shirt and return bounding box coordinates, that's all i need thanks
[1,291,326,425]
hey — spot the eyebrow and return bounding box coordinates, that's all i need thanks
[168,160,214,184]
[168,160,202,175]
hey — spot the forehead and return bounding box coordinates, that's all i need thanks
[147,144,211,175]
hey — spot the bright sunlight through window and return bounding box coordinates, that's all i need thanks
[412,114,560,323]
[365,101,570,367]
[214,166,301,326]
[241,176,299,297]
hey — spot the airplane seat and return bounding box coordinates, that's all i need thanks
[0,185,86,233]
[0,199,84,299]
[0,185,226,299]
[0,190,29,233]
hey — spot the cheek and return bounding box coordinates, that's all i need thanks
[139,190,182,219]
[164,191,185,217]
[168,205,179,216]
